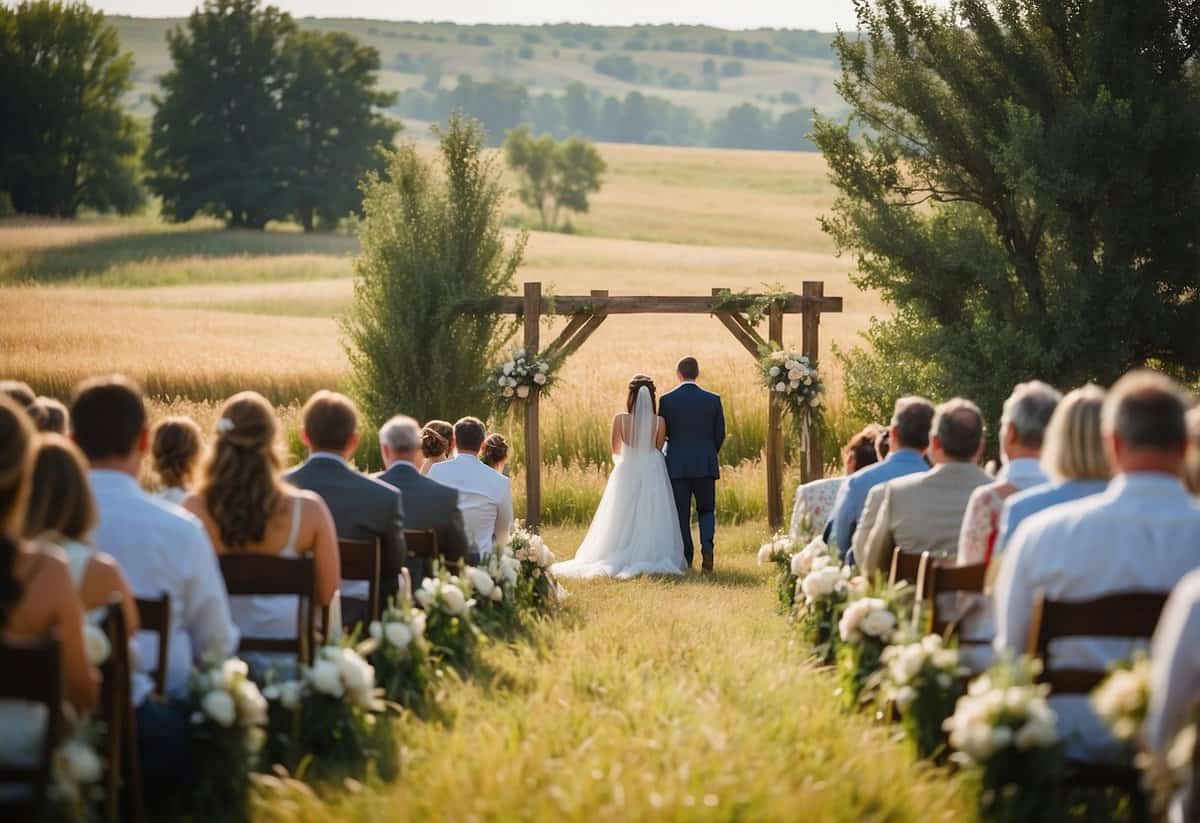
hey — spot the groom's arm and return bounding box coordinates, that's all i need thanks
[713,397,726,451]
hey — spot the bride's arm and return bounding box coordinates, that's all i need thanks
[610,414,623,458]
[655,415,668,450]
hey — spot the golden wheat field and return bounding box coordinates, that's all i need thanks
[0,143,886,520]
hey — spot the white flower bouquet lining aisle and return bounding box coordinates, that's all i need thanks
[758,348,824,453]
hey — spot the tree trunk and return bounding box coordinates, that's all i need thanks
[300,204,314,233]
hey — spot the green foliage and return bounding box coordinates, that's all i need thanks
[504,126,607,230]
[148,0,395,230]
[281,30,399,232]
[343,113,524,427]
[815,1,1200,425]
[0,0,144,217]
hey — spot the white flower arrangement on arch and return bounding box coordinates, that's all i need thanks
[486,348,560,410]
[757,347,824,450]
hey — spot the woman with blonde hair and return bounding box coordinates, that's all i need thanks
[152,416,204,505]
[419,419,454,475]
[183,392,339,677]
[0,398,98,774]
[994,384,1111,555]
[24,434,138,638]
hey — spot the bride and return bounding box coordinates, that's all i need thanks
[552,375,686,579]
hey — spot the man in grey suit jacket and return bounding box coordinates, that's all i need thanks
[376,414,473,585]
[856,398,990,578]
[285,392,405,627]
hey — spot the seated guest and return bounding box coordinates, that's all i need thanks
[995,385,1110,555]
[28,396,68,434]
[419,420,454,475]
[875,428,890,461]
[791,424,882,542]
[23,435,138,636]
[857,398,990,578]
[72,376,238,798]
[0,380,35,410]
[377,415,472,583]
[481,433,510,474]
[183,392,339,676]
[151,416,204,505]
[958,381,1061,565]
[428,417,513,563]
[1144,568,1200,823]
[285,391,404,627]
[827,397,934,558]
[993,370,1200,763]
[0,397,98,776]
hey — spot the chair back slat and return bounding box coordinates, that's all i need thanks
[99,600,145,823]
[219,554,318,666]
[926,561,989,639]
[889,548,929,588]
[0,637,61,815]
[1027,590,1170,695]
[134,593,170,699]
[404,529,441,589]
[338,539,381,626]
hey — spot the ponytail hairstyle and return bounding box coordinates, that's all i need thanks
[0,396,35,627]
[480,434,510,469]
[420,420,453,460]
[626,374,657,414]
[24,435,97,543]
[199,392,287,548]
[152,416,204,490]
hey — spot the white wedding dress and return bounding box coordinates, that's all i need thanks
[552,386,687,579]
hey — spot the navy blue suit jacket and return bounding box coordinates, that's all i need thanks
[659,383,726,480]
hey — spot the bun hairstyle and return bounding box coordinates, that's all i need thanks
[152,416,204,489]
[481,434,509,469]
[200,392,286,548]
[421,420,453,459]
[0,396,34,628]
[626,374,657,414]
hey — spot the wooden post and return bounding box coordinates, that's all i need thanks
[801,281,824,483]
[767,302,785,532]
[523,282,542,528]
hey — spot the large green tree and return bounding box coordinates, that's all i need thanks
[815,0,1200,425]
[504,126,606,230]
[146,0,296,229]
[344,114,525,427]
[0,0,143,217]
[282,30,399,232]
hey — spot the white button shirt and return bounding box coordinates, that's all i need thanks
[427,454,513,559]
[993,473,1200,761]
[90,470,239,705]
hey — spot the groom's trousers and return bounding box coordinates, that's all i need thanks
[671,476,716,567]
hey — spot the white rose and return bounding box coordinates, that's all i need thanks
[56,740,102,785]
[278,680,304,711]
[501,556,520,586]
[202,690,237,728]
[516,385,531,399]
[235,679,268,726]
[385,621,413,649]
[221,657,249,684]
[467,567,495,598]
[502,362,515,375]
[308,660,344,697]
[514,349,526,360]
[768,366,781,377]
[784,359,799,371]
[415,587,434,608]
[861,607,897,639]
[538,362,549,373]
[368,620,383,640]
[774,382,788,393]
[838,599,870,641]
[336,649,374,693]
[789,552,808,577]
[787,368,802,381]
[756,543,772,565]
[441,584,468,616]
[539,545,556,567]
[409,610,427,638]
[83,624,111,666]
[801,566,840,601]
[490,586,503,602]
[533,373,547,385]
[894,685,917,710]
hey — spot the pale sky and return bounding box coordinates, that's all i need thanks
[88,0,862,30]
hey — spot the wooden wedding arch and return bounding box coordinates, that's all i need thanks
[466,281,842,530]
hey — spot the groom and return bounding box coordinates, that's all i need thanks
[659,356,726,572]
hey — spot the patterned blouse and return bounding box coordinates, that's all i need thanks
[790,476,845,542]
[957,458,1048,566]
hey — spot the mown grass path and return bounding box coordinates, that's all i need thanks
[270,523,972,822]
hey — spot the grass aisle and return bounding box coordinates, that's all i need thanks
[260,523,972,821]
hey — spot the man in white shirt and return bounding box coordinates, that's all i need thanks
[71,375,239,797]
[994,370,1200,763]
[428,417,513,563]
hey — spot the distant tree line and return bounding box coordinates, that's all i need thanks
[395,79,817,152]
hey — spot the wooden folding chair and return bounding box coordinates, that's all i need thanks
[404,529,441,587]
[134,593,170,699]
[99,601,145,823]
[1027,589,1170,803]
[338,538,381,630]
[924,561,989,639]
[888,547,930,588]
[219,554,321,666]
[0,637,61,822]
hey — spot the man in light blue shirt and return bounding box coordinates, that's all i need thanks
[826,396,934,559]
